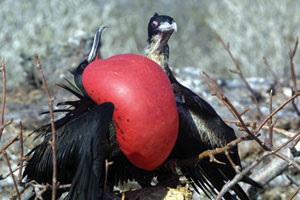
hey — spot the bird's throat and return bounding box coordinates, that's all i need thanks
[145,35,169,70]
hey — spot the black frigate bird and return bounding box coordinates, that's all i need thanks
[23,27,158,200]
[145,13,262,200]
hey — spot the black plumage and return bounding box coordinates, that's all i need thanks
[145,13,262,200]
[66,102,114,200]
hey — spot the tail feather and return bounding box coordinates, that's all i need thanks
[242,175,263,189]
[182,161,252,200]
[182,166,217,199]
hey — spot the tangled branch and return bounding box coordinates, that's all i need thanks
[34,54,57,200]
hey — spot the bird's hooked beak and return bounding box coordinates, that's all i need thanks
[87,26,108,63]
[158,21,177,34]
[158,21,177,44]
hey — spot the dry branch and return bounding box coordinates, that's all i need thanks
[2,150,21,200]
[18,121,24,184]
[217,131,300,200]
[175,134,247,168]
[0,133,18,155]
[263,57,285,95]
[290,133,300,157]
[225,119,296,138]
[0,164,26,181]
[246,151,288,195]
[34,184,50,200]
[0,58,7,139]
[200,71,269,150]
[253,91,300,136]
[268,90,273,148]
[274,152,300,172]
[288,38,300,116]
[288,185,300,200]
[34,54,57,200]
[239,106,250,116]
[215,151,269,200]
[273,130,300,154]
[216,32,263,117]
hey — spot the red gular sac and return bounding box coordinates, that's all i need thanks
[82,53,179,170]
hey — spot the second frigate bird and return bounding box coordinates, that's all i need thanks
[145,13,262,200]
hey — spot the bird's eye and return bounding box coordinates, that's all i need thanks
[152,21,159,27]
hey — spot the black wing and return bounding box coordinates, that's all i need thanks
[165,63,237,157]
[164,64,260,200]
[23,101,113,184]
[66,102,114,200]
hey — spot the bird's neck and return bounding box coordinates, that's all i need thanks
[145,35,169,71]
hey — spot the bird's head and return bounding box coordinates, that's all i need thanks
[146,13,176,67]
[147,13,177,46]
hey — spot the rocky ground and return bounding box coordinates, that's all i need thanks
[0,36,300,200]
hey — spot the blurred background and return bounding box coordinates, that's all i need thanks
[1,0,300,90]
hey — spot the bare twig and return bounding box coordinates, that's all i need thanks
[225,151,239,171]
[289,116,300,157]
[201,72,269,150]
[263,57,285,95]
[246,150,288,194]
[18,121,24,184]
[34,54,57,200]
[268,90,273,148]
[291,135,300,149]
[272,130,300,155]
[288,38,300,116]
[34,184,50,200]
[225,119,296,138]
[0,58,7,139]
[0,133,18,155]
[288,185,300,200]
[217,135,300,200]
[239,106,250,116]
[253,91,300,136]
[274,152,300,172]
[0,118,13,130]
[247,129,300,194]
[215,151,269,200]
[0,164,27,181]
[190,120,296,167]
[175,133,249,168]
[290,132,300,157]
[216,32,262,117]
[2,150,21,200]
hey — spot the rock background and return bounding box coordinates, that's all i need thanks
[1,0,300,89]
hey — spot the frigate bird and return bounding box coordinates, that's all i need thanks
[23,27,171,200]
[145,13,262,200]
